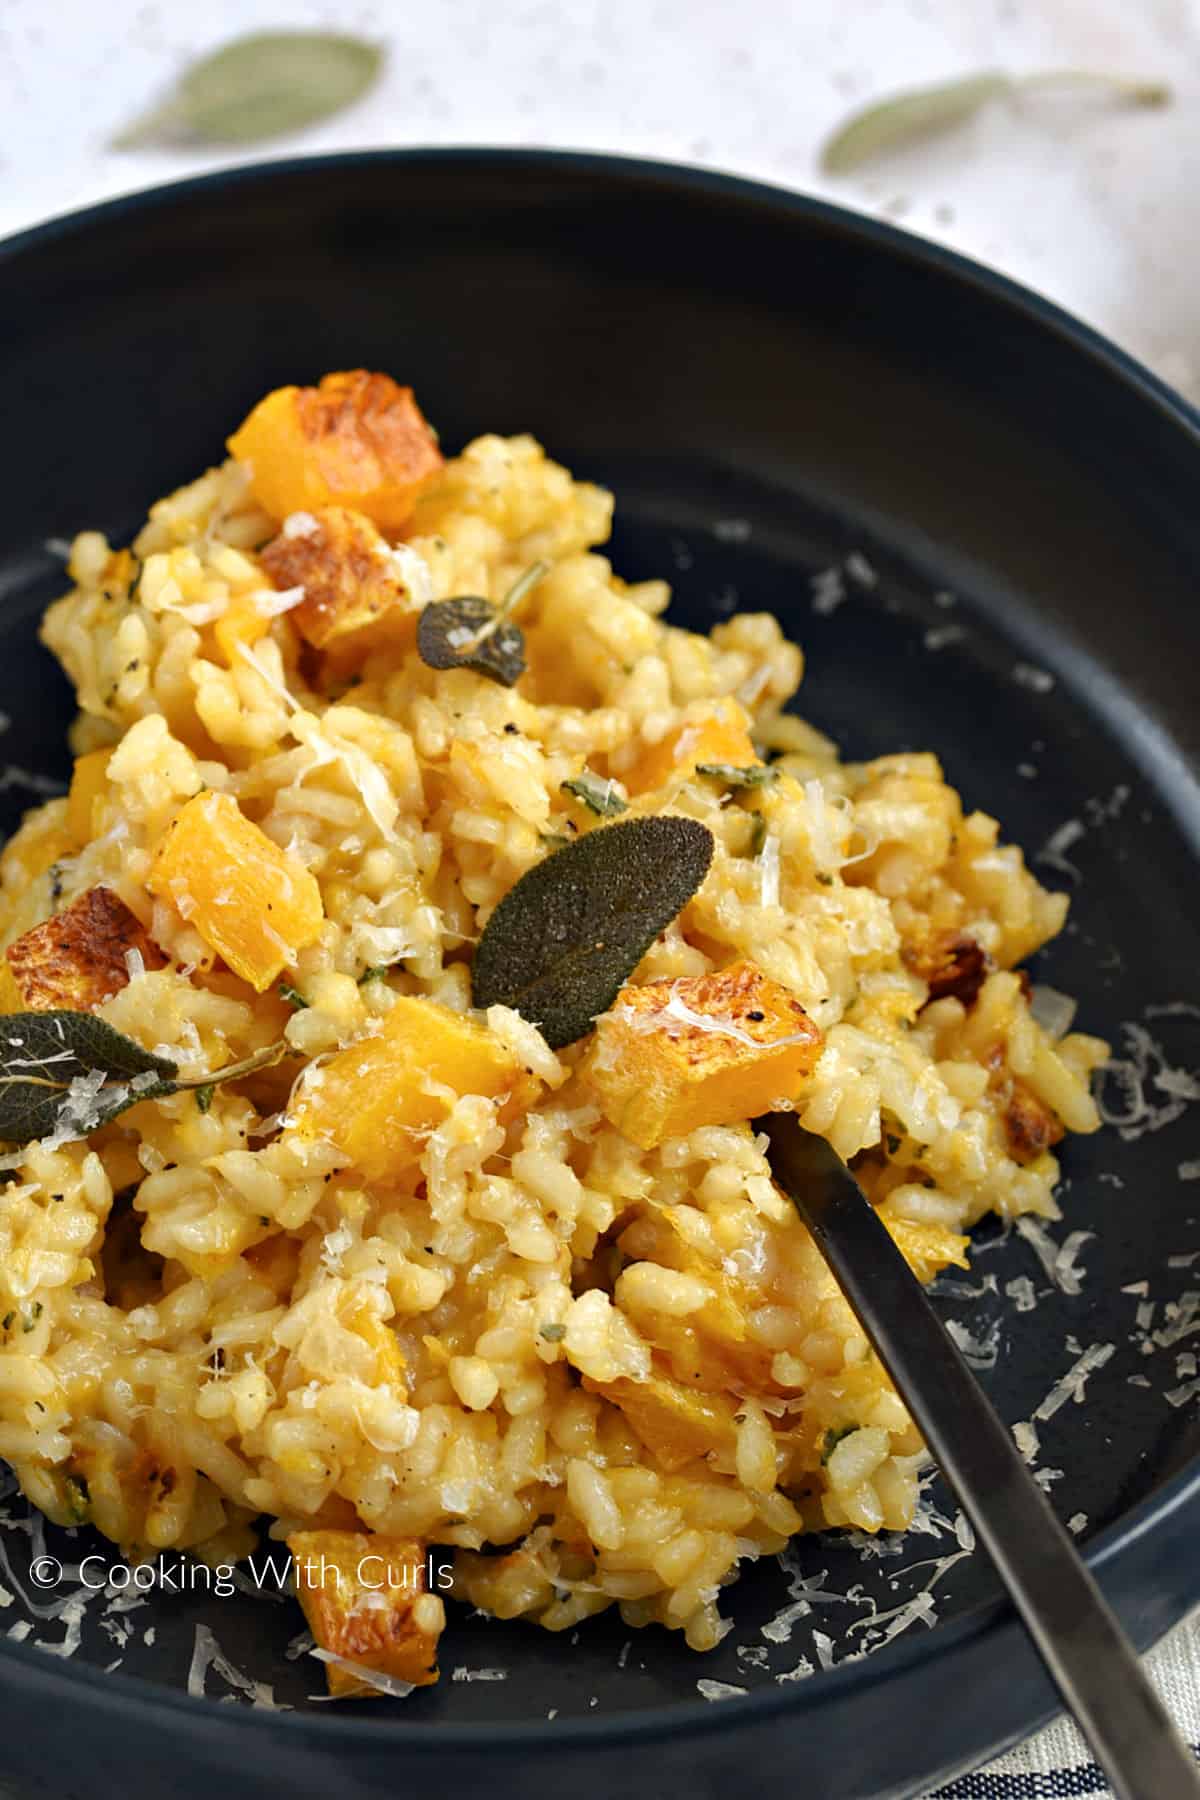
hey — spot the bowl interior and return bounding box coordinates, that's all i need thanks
[0,153,1196,1737]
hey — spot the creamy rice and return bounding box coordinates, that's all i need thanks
[0,388,1107,1676]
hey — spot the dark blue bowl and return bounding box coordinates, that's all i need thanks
[0,149,1196,1800]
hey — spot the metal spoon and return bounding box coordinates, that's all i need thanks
[757,1114,1200,1800]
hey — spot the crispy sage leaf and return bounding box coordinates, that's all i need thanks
[416,561,549,688]
[821,68,1170,174]
[111,32,384,150]
[0,1012,288,1146]
[472,816,714,1049]
[417,597,526,686]
[695,762,777,790]
[0,1013,178,1144]
[561,772,629,817]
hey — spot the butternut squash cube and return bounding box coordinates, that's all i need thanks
[287,995,533,1181]
[4,886,165,1013]
[66,749,113,846]
[288,1530,442,1697]
[584,959,823,1149]
[259,506,425,651]
[625,696,757,796]
[146,791,323,992]
[227,371,443,531]
[590,1368,739,1471]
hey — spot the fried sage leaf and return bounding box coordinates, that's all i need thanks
[695,762,777,790]
[416,561,549,687]
[0,1012,287,1146]
[112,32,384,150]
[561,772,629,817]
[472,816,714,1049]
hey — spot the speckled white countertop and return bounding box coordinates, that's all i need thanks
[1,0,1198,399]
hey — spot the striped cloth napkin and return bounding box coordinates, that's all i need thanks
[931,1608,1200,1796]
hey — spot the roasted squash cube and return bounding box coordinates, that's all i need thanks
[66,749,113,847]
[287,995,533,1181]
[584,959,822,1149]
[227,371,443,531]
[4,886,165,1013]
[259,506,425,651]
[146,791,323,992]
[625,696,757,796]
[590,1368,739,1472]
[288,1530,442,1697]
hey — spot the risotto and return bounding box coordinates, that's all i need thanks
[0,371,1107,1696]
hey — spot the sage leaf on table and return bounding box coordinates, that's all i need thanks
[417,561,550,688]
[111,32,385,150]
[0,1012,288,1146]
[472,815,714,1049]
[821,69,1170,174]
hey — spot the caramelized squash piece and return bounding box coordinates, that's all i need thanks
[146,791,323,992]
[288,1530,442,1697]
[1003,1077,1065,1164]
[902,927,989,1008]
[624,696,757,796]
[4,886,165,1013]
[589,1367,739,1471]
[583,959,822,1150]
[66,749,113,846]
[287,995,534,1181]
[259,506,424,651]
[227,371,443,530]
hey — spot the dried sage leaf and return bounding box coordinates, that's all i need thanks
[695,762,777,790]
[0,1012,288,1146]
[821,72,1012,172]
[821,68,1169,174]
[561,772,628,817]
[111,32,384,150]
[416,561,549,688]
[472,816,714,1049]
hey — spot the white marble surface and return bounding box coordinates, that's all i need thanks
[1,0,1198,397]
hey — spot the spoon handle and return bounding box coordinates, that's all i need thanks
[758,1115,1200,1800]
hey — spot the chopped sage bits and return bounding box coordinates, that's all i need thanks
[358,965,390,985]
[821,1424,859,1464]
[561,771,628,817]
[195,1085,215,1115]
[416,560,549,687]
[696,762,777,789]
[0,1012,288,1145]
[278,982,309,1010]
[746,814,768,859]
[539,1321,567,1342]
[63,1475,91,1525]
[472,815,714,1050]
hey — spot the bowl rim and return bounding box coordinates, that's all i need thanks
[0,143,1197,1757]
